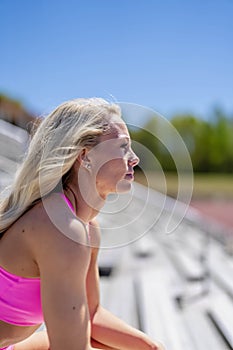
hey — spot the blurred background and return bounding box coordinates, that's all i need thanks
[1,0,232,228]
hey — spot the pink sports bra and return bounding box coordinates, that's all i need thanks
[0,266,42,326]
[0,193,79,327]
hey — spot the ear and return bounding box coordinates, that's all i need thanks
[77,148,91,168]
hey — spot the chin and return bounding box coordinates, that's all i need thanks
[115,179,132,193]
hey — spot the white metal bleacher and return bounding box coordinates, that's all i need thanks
[0,119,28,189]
[98,184,233,350]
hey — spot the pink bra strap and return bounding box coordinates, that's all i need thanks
[60,193,75,213]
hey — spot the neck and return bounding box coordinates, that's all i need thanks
[65,183,105,223]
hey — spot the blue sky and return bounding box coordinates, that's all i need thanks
[1,0,233,123]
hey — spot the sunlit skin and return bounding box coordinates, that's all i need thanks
[94,126,138,196]
[0,117,164,350]
[65,118,139,224]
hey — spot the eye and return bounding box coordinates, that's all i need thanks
[121,143,128,149]
[121,143,129,152]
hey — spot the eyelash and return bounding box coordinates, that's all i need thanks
[121,143,129,150]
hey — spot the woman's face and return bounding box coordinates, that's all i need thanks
[87,117,139,198]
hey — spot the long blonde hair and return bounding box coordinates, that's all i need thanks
[0,98,121,236]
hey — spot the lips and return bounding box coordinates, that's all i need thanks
[124,172,134,180]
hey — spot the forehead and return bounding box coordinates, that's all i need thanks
[100,118,130,142]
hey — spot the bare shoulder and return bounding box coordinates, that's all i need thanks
[25,193,91,273]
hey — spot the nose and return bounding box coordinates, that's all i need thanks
[128,150,140,167]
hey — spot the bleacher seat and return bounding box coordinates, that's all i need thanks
[98,183,233,350]
[0,118,28,190]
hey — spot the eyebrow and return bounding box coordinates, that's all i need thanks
[117,135,130,140]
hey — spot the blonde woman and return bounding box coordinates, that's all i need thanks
[0,98,164,350]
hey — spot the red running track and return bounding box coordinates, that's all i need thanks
[190,200,233,231]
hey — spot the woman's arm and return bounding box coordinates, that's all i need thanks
[86,220,164,350]
[92,306,163,350]
[34,215,101,350]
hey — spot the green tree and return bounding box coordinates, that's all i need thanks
[208,108,233,172]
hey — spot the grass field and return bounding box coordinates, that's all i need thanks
[135,171,233,200]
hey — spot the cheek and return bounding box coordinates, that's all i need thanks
[111,158,128,174]
[97,159,127,180]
